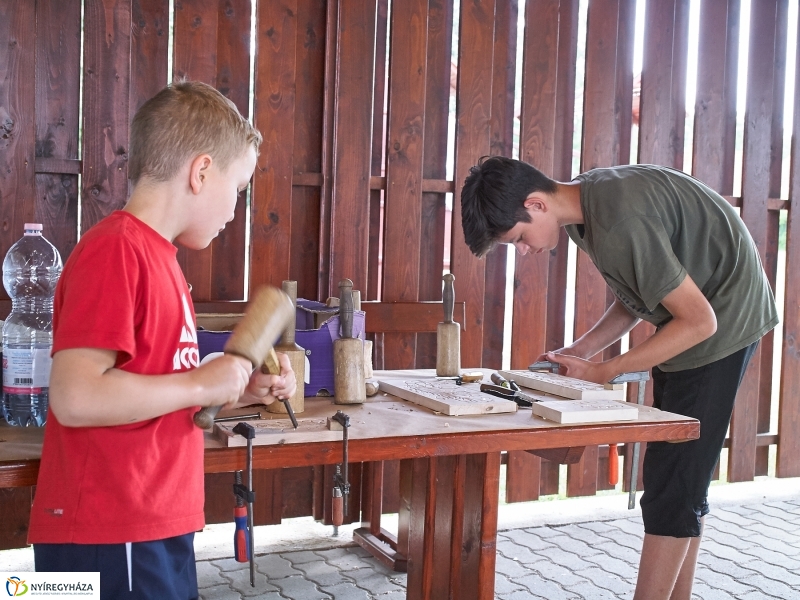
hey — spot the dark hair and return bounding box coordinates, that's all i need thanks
[460,156,557,257]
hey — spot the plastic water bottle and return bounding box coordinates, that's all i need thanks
[2,224,62,427]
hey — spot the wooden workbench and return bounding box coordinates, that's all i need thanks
[0,369,699,600]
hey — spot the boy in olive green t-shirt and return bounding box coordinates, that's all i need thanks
[460,157,778,600]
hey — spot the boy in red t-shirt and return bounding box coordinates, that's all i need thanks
[28,81,296,599]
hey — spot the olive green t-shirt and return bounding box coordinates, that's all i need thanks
[565,164,778,372]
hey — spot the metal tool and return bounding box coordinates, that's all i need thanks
[215,413,262,423]
[528,360,560,373]
[330,410,351,536]
[480,383,536,408]
[490,371,522,392]
[269,280,305,422]
[232,422,256,587]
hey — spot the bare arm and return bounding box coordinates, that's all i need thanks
[550,274,717,383]
[49,348,251,427]
[557,298,640,360]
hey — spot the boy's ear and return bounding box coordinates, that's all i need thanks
[188,154,213,194]
[524,193,548,213]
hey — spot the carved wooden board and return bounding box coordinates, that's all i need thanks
[532,399,639,424]
[214,418,343,447]
[377,379,518,416]
[498,370,625,400]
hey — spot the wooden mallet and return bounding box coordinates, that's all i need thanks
[193,286,295,430]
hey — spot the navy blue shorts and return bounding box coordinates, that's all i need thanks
[34,533,198,600]
[640,342,758,538]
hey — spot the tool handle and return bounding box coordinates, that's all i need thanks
[608,444,619,486]
[490,372,509,388]
[339,279,354,339]
[279,280,298,346]
[233,505,250,562]
[442,273,455,324]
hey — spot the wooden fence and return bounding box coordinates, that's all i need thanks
[0,0,798,548]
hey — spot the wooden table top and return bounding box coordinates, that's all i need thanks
[0,369,699,486]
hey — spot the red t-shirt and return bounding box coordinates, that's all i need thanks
[28,211,205,544]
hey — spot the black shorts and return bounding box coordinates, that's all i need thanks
[640,341,758,538]
[34,533,198,600]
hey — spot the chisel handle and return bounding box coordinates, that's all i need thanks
[442,273,455,324]
[339,279,354,339]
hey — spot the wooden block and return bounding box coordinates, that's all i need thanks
[498,370,625,400]
[377,379,517,416]
[604,382,624,390]
[215,418,342,447]
[532,399,638,424]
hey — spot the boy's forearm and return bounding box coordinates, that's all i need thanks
[570,300,639,358]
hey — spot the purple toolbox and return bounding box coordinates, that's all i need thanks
[197,299,365,396]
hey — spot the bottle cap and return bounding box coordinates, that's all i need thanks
[23,223,43,236]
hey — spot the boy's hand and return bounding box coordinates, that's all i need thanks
[192,354,252,409]
[240,352,297,406]
[543,352,615,385]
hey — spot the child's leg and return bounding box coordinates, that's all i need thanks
[35,533,198,600]
[636,342,757,600]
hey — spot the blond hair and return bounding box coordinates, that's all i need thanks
[128,80,262,185]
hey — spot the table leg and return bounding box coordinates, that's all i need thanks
[404,452,501,600]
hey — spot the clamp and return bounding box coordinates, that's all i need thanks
[330,410,351,536]
[232,422,256,587]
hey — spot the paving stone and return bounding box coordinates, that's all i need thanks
[584,552,638,580]
[694,566,757,595]
[315,547,375,571]
[272,575,332,599]
[592,540,642,565]
[738,545,800,570]
[752,503,800,522]
[343,568,405,595]
[502,528,558,551]
[524,525,565,539]
[552,524,610,546]
[197,561,224,589]
[283,550,323,565]
[711,508,760,528]
[212,557,254,572]
[718,505,758,518]
[319,581,372,600]
[738,573,800,598]
[605,517,645,538]
[546,533,604,558]
[689,581,737,600]
[372,592,406,600]
[533,545,595,571]
[744,511,800,534]
[256,553,304,579]
[737,591,788,600]
[736,560,800,587]
[572,566,634,596]
[495,554,532,578]
[589,528,642,552]
[743,521,800,546]
[498,592,548,600]
[293,558,349,587]
[223,568,280,597]
[510,573,579,599]
[494,572,526,594]
[701,540,755,563]
[527,558,589,587]
[576,521,618,534]
[703,528,760,551]
[497,538,550,564]
[697,553,760,580]
[199,584,241,600]
[564,579,620,599]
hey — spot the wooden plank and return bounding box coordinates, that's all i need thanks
[361,300,465,333]
[367,0,388,303]
[692,0,739,193]
[130,0,169,116]
[290,0,326,300]
[34,0,81,262]
[499,370,625,400]
[450,0,496,369]
[250,0,298,291]
[417,0,455,370]
[316,0,338,300]
[377,379,517,416]
[526,446,586,464]
[328,0,377,296]
[571,0,636,498]
[482,0,517,370]
[0,488,32,550]
[210,0,251,301]
[81,0,132,233]
[381,0,429,369]
[729,0,781,483]
[170,0,217,298]
[777,4,800,478]
[0,0,38,290]
[505,449,541,502]
[532,399,639,424]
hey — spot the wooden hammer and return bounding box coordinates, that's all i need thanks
[193,286,295,430]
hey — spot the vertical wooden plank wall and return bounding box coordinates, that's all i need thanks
[3,0,800,540]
